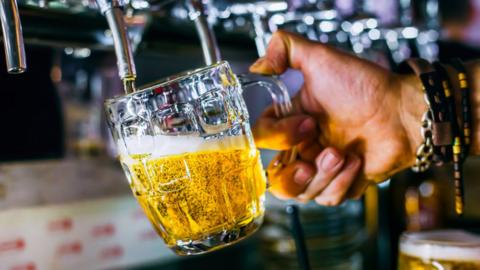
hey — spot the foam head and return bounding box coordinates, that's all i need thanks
[117,134,251,158]
[400,230,480,262]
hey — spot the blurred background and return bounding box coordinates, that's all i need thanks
[1,0,480,269]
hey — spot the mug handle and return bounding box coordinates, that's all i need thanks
[237,73,298,165]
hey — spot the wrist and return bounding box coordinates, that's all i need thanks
[397,73,428,169]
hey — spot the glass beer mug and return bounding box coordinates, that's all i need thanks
[105,61,292,255]
[398,230,480,269]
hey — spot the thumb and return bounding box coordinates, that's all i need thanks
[253,113,317,150]
[249,30,314,75]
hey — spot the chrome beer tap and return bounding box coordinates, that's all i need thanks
[187,0,221,65]
[96,0,137,93]
[0,0,26,73]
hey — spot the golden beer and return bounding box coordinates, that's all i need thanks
[398,230,480,270]
[120,136,266,254]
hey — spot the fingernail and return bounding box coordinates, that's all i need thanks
[299,118,315,134]
[293,169,311,185]
[321,151,341,171]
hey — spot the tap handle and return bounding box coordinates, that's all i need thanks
[187,0,221,65]
[97,0,136,93]
[0,0,27,74]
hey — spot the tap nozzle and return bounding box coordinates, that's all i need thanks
[97,0,137,94]
[187,0,221,65]
[0,0,26,74]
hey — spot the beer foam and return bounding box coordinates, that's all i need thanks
[400,230,480,262]
[117,134,251,157]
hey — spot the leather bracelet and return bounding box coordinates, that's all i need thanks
[399,58,454,170]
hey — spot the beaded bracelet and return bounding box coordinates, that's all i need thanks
[433,62,465,215]
[447,59,473,159]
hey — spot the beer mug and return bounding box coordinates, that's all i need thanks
[398,230,480,269]
[105,61,292,255]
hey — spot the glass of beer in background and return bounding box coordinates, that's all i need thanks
[105,61,291,255]
[398,230,480,269]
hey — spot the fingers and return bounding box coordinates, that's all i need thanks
[254,114,317,150]
[267,158,315,200]
[297,148,345,202]
[267,147,365,206]
[297,139,323,163]
[249,30,315,75]
[313,155,362,206]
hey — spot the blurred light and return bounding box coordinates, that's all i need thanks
[361,35,372,47]
[365,18,378,29]
[426,0,439,17]
[267,2,288,12]
[223,20,234,31]
[341,21,351,32]
[351,22,364,35]
[368,29,381,40]
[303,15,315,25]
[385,30,398,42]
[417,32,428,45]
[319,33,329,43]
[235,17,246,27]
[172,7,188,19]
[104,29,112,38]
[393,51,403,62]
[427,30,439,41]
[319,21,335,32]
[336,31,348,43]
[50,65,62,83]
[73,48,91,58]
[270,14,285,25]
[401,27,418,39]
[64,47,74,55]
[419,182,434,197]
[323,10,337,20]
[230,4,248,15]
[255,6,267,16]
[131,0,149,9]
[378,179,390,189]
[296,24,308,33]
[353,43,364,54]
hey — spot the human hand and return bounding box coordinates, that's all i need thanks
[251,30,425,205]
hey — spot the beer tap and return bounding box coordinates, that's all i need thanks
[187,0,221,65]
[0,0,26,73]
[96,0,136,94]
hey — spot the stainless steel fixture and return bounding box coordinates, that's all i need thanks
[187,0,222,65]
[0,0,26,73]
[96,0,136,93]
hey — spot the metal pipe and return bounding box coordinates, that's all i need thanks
[0,0,26,74]
[97,0,136,93]
[187,0,221,65]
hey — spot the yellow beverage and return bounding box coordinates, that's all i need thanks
[120,140,266,254]
[398,252,480,270]
[398,230,480,270]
